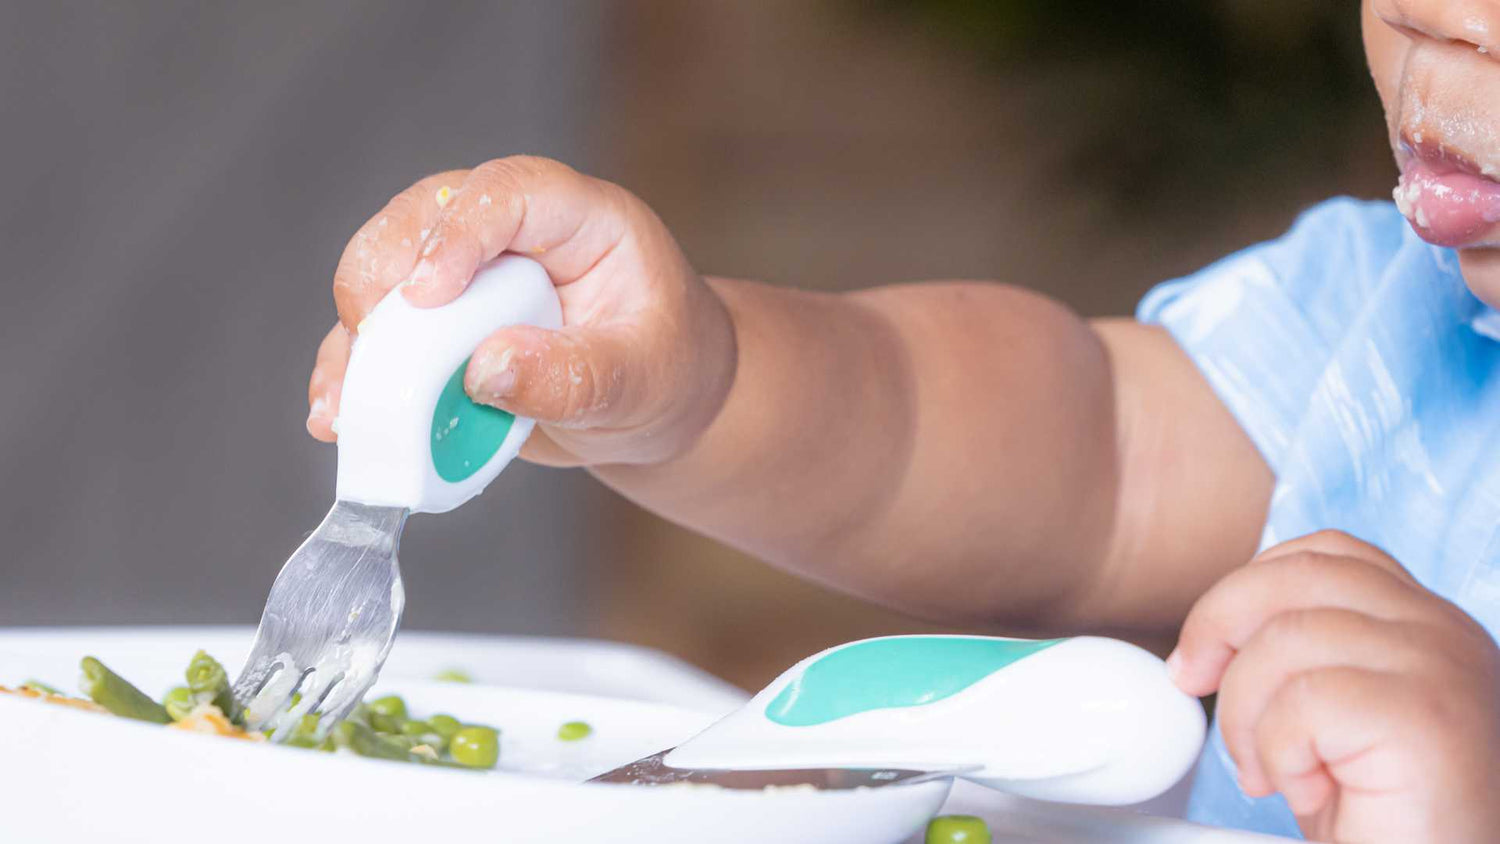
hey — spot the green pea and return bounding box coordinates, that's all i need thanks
[556,720,592,742]
[366,695,407,719]
[449,725,500,769]
[161,686,195,721]
[400,719,433,737]
[428,714,461,739]
[433,669,473,683]
[924,815,991,844]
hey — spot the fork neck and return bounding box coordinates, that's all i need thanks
[323,500,410,553]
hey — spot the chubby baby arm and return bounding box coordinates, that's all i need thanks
[308,156,1270,637]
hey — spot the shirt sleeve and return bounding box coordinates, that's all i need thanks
[1136,197,1410,474]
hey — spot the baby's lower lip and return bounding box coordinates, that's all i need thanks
[1394,160,1500,248]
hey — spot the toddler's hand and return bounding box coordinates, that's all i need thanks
[1170,530,1500,843]
[307,157,736,467]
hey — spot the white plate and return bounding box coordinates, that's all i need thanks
[0,628,948,844]
[0,625,750,714]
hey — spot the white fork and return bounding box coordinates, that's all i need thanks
[234,255,563,739]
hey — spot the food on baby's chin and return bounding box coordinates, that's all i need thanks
[5,653,502,770]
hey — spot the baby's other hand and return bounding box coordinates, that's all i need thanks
[307,157,736,468]
[1170,530,1500,843]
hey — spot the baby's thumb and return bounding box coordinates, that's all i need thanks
[463,324,634,428]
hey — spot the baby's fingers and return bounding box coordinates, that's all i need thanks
[332,170,467,330]
[402,156,630,307]
[1171,550,1426,697]
[465,324,636,427]
[308,323,351,441]
[1216,608,1420,796]
[1255,667,1421,840]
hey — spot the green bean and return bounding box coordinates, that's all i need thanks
[294,713,319,737]
[331,721,459,767]
[433,669,472,683]
[343,702,372,728]
[161,686,195,721]
[185,650,242,725]
[78,657,171,724]
[368,712,404,735]
[278,713,334,750]
[283,714,324,749]
[924,815,991,844]
[449,725,500,769]
[395,719,444,751]
[400,719,437,739]
[556,720,592,742]
[331,720,411,761]
[20,679,62,696]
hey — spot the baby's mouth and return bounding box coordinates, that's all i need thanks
[1394,138,1500,248]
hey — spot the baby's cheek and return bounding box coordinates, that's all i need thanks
[1363,1,1408,122]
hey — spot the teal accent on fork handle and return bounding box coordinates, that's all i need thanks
[765,636,1065,727]
[431,359,515,483]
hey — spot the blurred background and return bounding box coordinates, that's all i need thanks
[0,1,1390,691]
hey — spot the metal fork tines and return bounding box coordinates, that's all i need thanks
[232,500,409,741]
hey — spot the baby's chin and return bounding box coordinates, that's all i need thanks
[1458,249,1500,310]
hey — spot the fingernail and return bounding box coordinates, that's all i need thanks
[1165,649,1184,683]
[407,259,435,290]
[307,398,334,438]
[474,347,517,400]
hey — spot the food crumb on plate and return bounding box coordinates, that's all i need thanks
[170,703,264,741]
[0,684,108,714]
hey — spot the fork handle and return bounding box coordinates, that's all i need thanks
[335,255,563,513]
[665,635,1206,806]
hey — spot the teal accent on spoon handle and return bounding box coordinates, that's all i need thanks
[430,359,515,483]
[765,636,1065,727]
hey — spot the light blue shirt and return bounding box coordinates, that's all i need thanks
[1138,197,1500,837]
